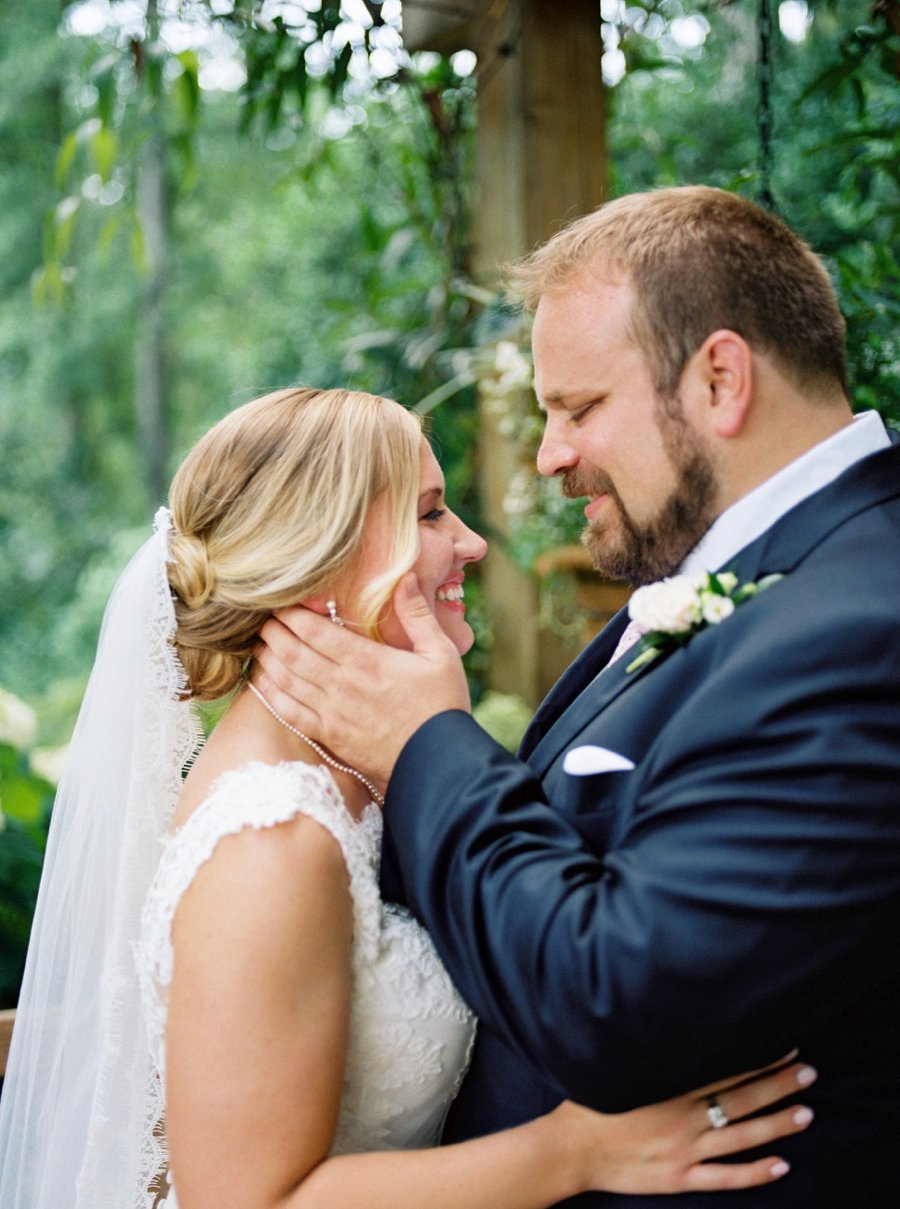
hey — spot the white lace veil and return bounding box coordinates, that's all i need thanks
[0,507,203,1208]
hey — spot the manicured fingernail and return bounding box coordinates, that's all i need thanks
[796,1065,817,1087]
[770,1161,790,1178]
[793,1107,814,1127]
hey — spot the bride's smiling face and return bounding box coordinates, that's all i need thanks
[340,440,487,655]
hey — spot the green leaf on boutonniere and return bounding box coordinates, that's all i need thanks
[624,646,661,674]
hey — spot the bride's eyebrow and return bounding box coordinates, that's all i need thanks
[417,486,443,506]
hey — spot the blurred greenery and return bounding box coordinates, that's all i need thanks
[0,1,897,1001]
[3,1,896,712]
[472,690,533,752]
[0,740,54,1008]
[1,2,482,724]
[507,0,899,565]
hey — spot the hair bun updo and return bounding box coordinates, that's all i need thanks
[166,530,263,701]
[168,532,216,609]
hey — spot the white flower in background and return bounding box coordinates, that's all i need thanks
[629,575,703,633]
[482,340,533,399]
[30,744,70,786]
[482,390,510,414]
[494,339,532,382]
[502,467,537,517]
[0,687,38,750]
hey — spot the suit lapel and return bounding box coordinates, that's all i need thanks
[522,442,900,782]
[525,609,662,778]
[525,621,669,779]
[519,608,628,762]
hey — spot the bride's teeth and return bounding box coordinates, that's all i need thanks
[436,585,464,602]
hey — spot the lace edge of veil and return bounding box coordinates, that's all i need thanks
[79,508,204,1209]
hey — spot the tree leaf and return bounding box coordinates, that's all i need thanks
[90,126,119,183]
[55,131,80,190]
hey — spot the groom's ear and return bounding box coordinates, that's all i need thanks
[685,329,753,441]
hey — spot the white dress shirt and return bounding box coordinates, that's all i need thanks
[680,410,891,576]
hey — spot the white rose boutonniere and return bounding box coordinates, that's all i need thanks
[625,570,783,674]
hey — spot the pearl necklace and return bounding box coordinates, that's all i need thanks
[247,681,385,807]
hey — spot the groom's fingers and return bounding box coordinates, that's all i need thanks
[259,608,387,709]
[259,614,333,679]
[392,573,455,656]
[254,616,342,727]
[254,582,469,781]
[255,618,333,707]
[267,605,366,666]
[255,667,324,736]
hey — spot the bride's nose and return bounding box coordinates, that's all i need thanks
[455,517,488,565]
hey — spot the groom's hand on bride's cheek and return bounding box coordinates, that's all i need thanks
[254,575,470,784]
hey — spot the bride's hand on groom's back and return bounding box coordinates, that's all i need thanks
[256,574,469,786]
[547,1055,816,1197]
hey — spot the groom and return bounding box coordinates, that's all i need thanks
[259,187,900,1205]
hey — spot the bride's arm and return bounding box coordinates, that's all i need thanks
[166,816,813,1209]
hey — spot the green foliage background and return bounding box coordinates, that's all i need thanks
[0,744,52,1007]
[0,0,897,1003]
[2,1,897,714]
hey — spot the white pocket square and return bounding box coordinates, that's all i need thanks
[562,745,636,776]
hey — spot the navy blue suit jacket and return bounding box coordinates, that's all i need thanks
[380,442,900,1206]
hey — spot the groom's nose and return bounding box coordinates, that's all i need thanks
[537,414,579,478]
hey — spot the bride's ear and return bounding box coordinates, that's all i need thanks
[299,597,347,626]
[298,597,331,616]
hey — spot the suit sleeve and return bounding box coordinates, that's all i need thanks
[382,590,900,1112]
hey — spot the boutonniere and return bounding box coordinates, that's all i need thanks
[625,570,783,674]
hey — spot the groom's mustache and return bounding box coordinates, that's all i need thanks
[562,467,621,507]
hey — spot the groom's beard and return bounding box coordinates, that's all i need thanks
[563,403,720,588]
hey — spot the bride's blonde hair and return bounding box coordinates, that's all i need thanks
[166,387,423,700]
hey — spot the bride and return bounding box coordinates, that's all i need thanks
[0,388,814,1208]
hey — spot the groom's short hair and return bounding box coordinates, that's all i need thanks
[511,186,848,401]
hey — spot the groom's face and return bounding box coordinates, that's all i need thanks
[533,272,720,587]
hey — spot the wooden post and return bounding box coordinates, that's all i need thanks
[404,0,608,704]
[0,1008,15,1078]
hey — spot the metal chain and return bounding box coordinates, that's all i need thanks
[758,0,776,211]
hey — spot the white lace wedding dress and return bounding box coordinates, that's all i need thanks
[137,759,477,1206]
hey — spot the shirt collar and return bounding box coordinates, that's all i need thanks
[680,410,891,576]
